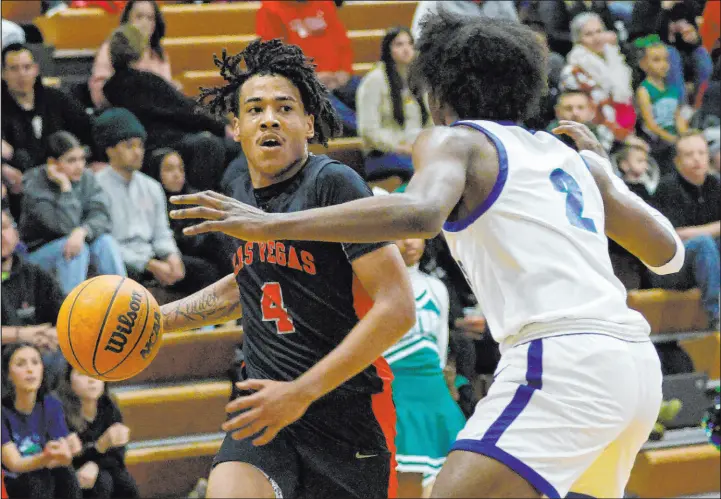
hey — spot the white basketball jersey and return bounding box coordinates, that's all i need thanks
[442,120,650,350]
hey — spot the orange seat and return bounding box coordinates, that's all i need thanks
[680,332,720,379]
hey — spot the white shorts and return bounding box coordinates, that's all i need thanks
[452,333,662,498]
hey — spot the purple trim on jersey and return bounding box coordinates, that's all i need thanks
[450,340,555,497]
[442,121,509,232]
[581,157,592,171]
[451,440,560,498]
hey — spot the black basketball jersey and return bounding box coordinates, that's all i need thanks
[230,154,390,395]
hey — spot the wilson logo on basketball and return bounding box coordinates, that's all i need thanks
[104,290,143,354]
[140,312,162,359]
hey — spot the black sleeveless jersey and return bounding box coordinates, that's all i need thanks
[229,154,390,395]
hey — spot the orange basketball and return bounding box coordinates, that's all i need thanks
[57,275,164,381]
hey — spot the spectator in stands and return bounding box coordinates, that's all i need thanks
[616,143,656,201]
[411,1,519,41]
[146,148,228,277]
[538,0,618,57]
[635,35,689,171]
[1,19,26,50]
[55,366,139,499]
[103,24,229,191]
[94,108,222,299]
[546,89,614,153]
[89,0,178,109]
[651,131,720,329]
[18,131,126,296]
[1,343,82,499]
[629,0,712,107]
[561,12,636,141]
[1,209,67,392]
[356,27,432,191]
[1,43,95,217]
[256,0,360,135]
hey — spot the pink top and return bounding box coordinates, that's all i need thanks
[89,40,173,109]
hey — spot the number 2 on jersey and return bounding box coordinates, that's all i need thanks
[549,168,598,234]
[261,282,295,334]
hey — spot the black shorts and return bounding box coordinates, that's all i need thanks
[213,374,397,498]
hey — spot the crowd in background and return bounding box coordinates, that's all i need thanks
[1,1,719,497]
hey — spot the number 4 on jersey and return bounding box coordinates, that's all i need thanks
[261,282,295,334]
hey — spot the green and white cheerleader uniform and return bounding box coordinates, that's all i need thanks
[383,265,466,486]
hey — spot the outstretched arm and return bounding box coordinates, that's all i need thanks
[160,274,242,333]
[169,127,469,243]
[554,121,684,274]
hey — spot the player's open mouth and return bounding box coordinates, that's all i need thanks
[259,135,283,149]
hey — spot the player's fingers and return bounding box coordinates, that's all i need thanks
[169,191,224,208]
[230,419,267,441]
[169,206,226,221]
[235,379,271,392]
[203,190,237,203]
[252,425,282,447]
[182,221,223,236]
[221,407,261,433]
[225,392,262,413]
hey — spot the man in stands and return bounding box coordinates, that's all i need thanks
[651,131,720,329]
[1,44,95,219]
[1,209,67,391]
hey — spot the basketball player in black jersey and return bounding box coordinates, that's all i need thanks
[157,39,415,498]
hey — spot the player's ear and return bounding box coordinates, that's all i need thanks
[232,117,242,142]
[305,113,315,141]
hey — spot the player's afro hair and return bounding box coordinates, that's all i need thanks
[410,9,546,123]
[198,38,342,146]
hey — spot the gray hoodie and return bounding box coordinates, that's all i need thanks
[19,166,112,251]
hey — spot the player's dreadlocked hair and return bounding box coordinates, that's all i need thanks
[198,38,342,146]
[410,8,546,123]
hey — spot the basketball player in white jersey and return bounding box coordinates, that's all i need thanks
[168,13,685,499]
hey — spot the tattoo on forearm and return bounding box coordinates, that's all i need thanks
[163,283,241,330]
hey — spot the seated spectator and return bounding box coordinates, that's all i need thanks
[256,0,360,135]
[538,0,618,57]
[89,0,178,109]
[629,0,712,107]
[546,89,614,153]
[636,36,689,171]
[651,131,720,329]
[614,142,658,201]
[562,12,636,141]
[1,343,82,499]
[411,0,519,41]
[356,27,432,191]
[93,108,217,298]
[1,43,95,218]
[147,148,228,277]
[2,209,67,391]
[54,366,139,499]
[103,24,229,191]
[19,131,126,296]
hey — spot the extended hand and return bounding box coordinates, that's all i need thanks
[169,191,273,242]
[222,379,313,446]
[552,120,608,160]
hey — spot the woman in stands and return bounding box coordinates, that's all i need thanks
[147,147,231,277]
[54,366,138,499]
[89,0,178,109]
[355,27,432,192]
[1,343,82,499]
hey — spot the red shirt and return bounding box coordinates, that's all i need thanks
[256,1,353,73]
